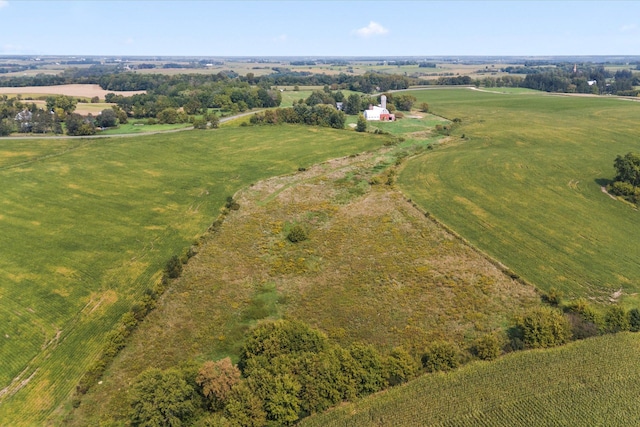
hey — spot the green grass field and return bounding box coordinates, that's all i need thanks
[0,125,384,426]
[300,332,640,426]
[398,88,640,305]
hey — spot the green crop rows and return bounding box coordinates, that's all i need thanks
[301,333,640,426]
[399,88,640,305]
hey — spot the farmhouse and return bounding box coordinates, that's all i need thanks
[363,94,395,121]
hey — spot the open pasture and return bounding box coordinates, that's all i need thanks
[0,125,383,425]
[399,88,640,304]
[301,332,640,427]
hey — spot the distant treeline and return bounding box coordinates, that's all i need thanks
[1,63,639,97]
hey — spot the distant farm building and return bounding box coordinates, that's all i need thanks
[363,95,395,121]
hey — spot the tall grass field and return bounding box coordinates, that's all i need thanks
[0,125,383,425]
[399,88,640,305]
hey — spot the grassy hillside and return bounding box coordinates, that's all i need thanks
[399,88,640,305]
[67,145,540,426]
[0,125,383,426]
[300,332,640,426]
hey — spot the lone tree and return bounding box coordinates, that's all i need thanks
[355,113,367,132]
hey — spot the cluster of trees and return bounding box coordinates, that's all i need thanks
[128,320,421,426]
[607,152,640,203]
[522,66,639,95]
[249,104,346,129]
[301,89,417,115]
[0,94,128,136]
[105,81,281,119]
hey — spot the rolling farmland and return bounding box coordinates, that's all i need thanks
[399,88,640,305]
[0,125,384,425]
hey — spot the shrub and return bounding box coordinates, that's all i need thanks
[384,347,420,385]
[566,312,600,340]
[472,333,502,361]
[225,196,240,211]
[286,225,308,243]
[515,307,572,349]
[239,320,328,370]
[629,308,640,332]
[348,343,387,396]
[542,287,563,306]
[421,341,459,372]
[165,255,183,279]
[603,305,630,333]
[608,181,635,197]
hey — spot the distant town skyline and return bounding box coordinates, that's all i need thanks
[1,1,639,57]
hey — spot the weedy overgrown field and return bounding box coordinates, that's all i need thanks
[0,125,383,426]
[68,143,541,425]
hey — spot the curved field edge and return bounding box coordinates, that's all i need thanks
[66,145,540,426]
[398,88,640,305]
[300,332,640,427]
[0,125,385,426]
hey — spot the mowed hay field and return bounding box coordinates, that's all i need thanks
[399,88,640,304]
[0,125,384,426]
[68,148,540,425]
[300,332,640,427]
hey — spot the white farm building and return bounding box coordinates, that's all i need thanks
[363,95,395,121]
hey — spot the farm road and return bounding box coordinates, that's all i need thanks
[0,110,261,140]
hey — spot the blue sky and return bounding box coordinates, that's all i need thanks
[0,1,639,56]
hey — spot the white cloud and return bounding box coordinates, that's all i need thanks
[620,24,637,32]
[353,21,389,38]
[272,34,287,42]
[124,37,134,45]
[0,1,8,9]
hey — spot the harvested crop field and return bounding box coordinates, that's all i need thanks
[0,84,144,98]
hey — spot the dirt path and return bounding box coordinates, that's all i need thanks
[601,186,617,200]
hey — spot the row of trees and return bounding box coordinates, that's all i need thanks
[127,293,640,427]
[128,320,421,426]
[105,84,281,119]
[249,104,346,129]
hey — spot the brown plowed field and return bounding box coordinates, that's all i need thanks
[0,84,144,99]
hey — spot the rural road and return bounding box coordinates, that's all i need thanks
[0,110,262,140]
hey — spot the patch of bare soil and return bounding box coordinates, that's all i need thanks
[0,84,145,98]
